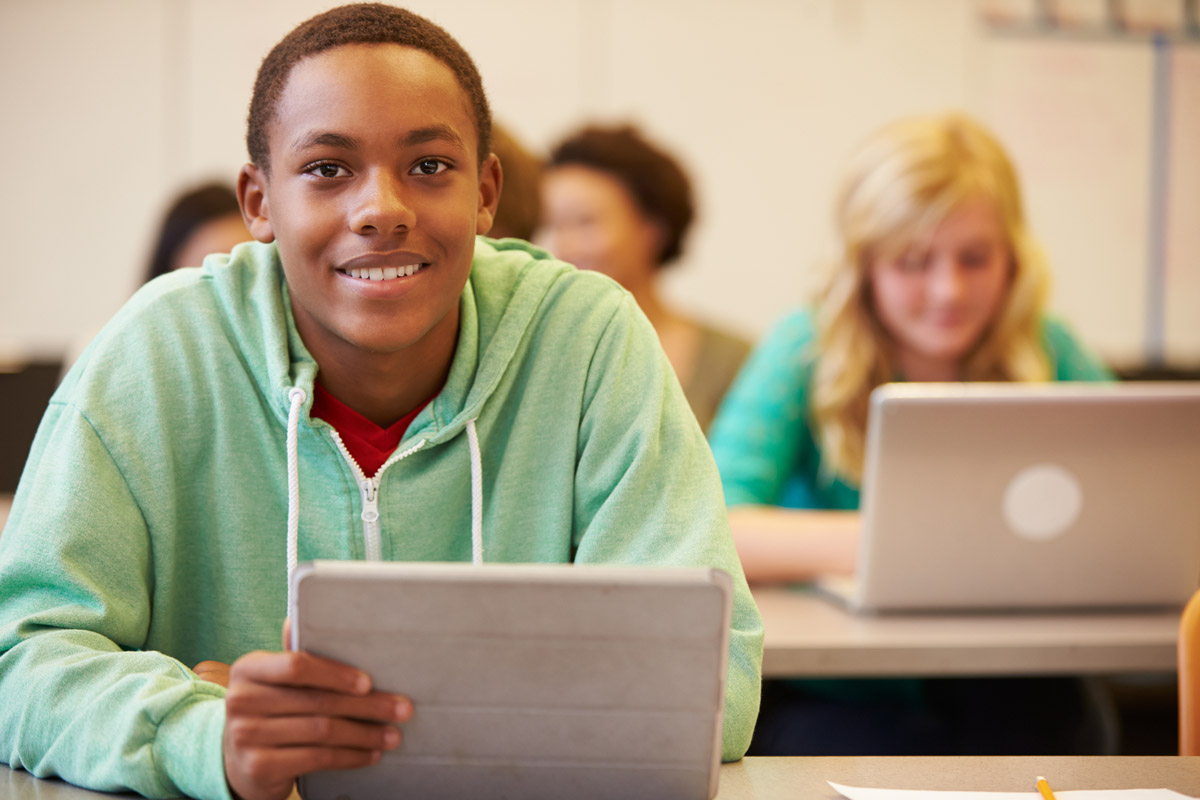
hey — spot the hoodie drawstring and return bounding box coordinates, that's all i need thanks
[283,392,484,614]
[467,418,483,565]
[285,387,307,615]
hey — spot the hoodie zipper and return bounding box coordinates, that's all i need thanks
[328,431,427,560]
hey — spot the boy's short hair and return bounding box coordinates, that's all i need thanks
[247,3,492,173]
[548,124,694,267]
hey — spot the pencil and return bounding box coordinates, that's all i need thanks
[1035,776,1057,800]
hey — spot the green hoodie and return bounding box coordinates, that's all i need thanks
[0,238,763,799]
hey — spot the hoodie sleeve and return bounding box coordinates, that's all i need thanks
[0,401,232,800]
[570,294,764,762]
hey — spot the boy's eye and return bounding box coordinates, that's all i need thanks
[412,159,449,176]
[306,163,348,179]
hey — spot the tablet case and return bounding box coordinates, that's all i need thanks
[291,561,732,800]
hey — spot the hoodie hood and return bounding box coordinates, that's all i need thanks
[208,237,565,447]
[205,237,570,606]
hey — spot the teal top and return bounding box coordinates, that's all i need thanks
[708,308,1111,706]
[0,238,763,799]
[710,308,1114,512]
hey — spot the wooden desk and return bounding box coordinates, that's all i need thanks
[4,757,1198,798]
[717,756,1200,796]
[755,586,1182,678]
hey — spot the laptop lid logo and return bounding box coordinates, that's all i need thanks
[1002,463,1083,542]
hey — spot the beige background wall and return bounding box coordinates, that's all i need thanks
[1,0,1196,367]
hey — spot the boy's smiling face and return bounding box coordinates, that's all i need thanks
[240,43,499,366]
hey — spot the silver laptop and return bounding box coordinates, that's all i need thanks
[819,382,1200,613]
[292,561,732,800]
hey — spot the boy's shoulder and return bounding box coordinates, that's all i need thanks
[97,241,280,335]
[470,236,632,325]
[472,236,617,289]
[62,242,286,398]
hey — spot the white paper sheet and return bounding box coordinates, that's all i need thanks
[829,781,1197,800]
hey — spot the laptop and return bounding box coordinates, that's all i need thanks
[291,561,732,800]
[818,382,1200,613]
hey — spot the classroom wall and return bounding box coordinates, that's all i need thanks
[1,0,1196,368]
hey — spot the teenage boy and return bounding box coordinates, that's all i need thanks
[0,5,762,800]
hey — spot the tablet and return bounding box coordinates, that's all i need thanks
[290,560,733,800]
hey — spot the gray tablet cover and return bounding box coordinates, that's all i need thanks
[291,561,732,800]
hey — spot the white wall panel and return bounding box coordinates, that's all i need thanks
[1165,46,1200,364]
[594,0,979,339]
[0,1,171,357]
[0,0,1190,368]
[979,37,1154,367]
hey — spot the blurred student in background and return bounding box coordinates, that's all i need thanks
[488,123,543,241]
[146,182,250,282]
[540,124,750,431]
[709,112,1113,755]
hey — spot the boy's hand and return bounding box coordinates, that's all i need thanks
[195,617,296,689]
[222,650,411,800]
[194,660,231,687]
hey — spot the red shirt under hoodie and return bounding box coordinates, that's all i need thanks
[310,382,434,477]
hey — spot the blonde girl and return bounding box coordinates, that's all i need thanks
[709,112,1110,584]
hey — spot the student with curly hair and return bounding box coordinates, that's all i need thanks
[541,124,751,431]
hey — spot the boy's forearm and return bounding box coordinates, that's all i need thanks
[0,631,230,799]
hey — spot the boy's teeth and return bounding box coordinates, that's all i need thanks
[346,265,424,280]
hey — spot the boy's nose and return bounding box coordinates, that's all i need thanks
[350,170,416,234]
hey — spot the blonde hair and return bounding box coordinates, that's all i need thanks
[812,112,1052,483]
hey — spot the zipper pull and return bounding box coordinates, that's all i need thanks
[360,478,380,524]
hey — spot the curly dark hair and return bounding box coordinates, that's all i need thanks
[548,124,694,266]
[246,3,491,174]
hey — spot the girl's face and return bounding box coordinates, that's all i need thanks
[868,196,1013,378]
[538,165,662,290]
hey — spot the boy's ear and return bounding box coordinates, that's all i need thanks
[237,163,276,243]
[474,152,503,236]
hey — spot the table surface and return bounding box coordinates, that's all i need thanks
[0,509,1181,680]
[754,585,1184,678]
[4,757,1199,798]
